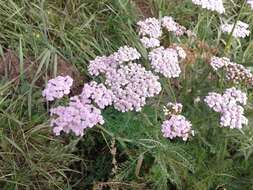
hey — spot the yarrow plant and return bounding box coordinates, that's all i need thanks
[221,21,250,38]
[148,46,186,78]
[247,0,253,10]
[204,87,248,129]
[191,0,225,14]
[210,56,253,85]
[161,102,194,141]
[42,75,73,101]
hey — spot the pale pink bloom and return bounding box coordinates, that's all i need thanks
[161,16,187,36]
[137,17,162,38]
[210,56,230,71]
[247,0,253,10]
[42,75,73,101]
[161,115,193,141]
[81,81,114,109]
[204,87,248,129]
[221,21,250,38]
[148,46,184,78]
[113,46,141,63]
[191,0,225,14]
[50,96,104,136]
[106,63,161,112]
[140,37,160,48]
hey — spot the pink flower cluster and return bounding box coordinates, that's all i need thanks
[113,46,141,63]
[148,46,186,78]
[210,56,253,85]
[80,82,114,109]
[191,0,225,14]
[137,17,162,39]
[50,96,104,136]
[49,82,113,136]
[88,46,161,112]
[42,75,73,101]
[161,102,194,141]
[221,21,250,38]
[247,0,253,10]
[161,16,187,36]
[140,37,160,48]
[137,16,192,48]
[204,87,248,129]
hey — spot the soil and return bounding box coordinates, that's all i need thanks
[0,49,85,92]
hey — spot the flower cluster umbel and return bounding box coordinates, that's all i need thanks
[205,87,248,129]
[161,102,194,141]
[210,56,253,85]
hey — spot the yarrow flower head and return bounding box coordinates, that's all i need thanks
[221,21,250,38]
[161,102,193,141]
[50,96,104,136]
[161,115,193,141]
[247,0,253,10]
[161,16,187,36]
[191,0,225,14]
[88,47,161,112]
[113,46,141,63]
[210,56,230,71]
[148,46,186,78]
[88,55,119,76]
[140,37,160,48]
[42,75,73,101]
[137,17,162,38]
[204,87,248,129]
[80,81,114,109]
[209,56,253,85]
[105,63,161,112]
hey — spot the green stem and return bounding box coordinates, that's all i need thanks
[224,0,246,56]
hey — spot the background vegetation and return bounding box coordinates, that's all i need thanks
[0,0,253,189]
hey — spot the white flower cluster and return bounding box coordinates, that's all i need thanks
[191,0,225,14]
[140,37,160,48]
[88,46,161,112]
[161,102,194,141]
[221,21,250,38]
[80,81,114,109]
[50,96,104,136]
[161,16,187,36]
[148,46,186,78]
[137,17,162,38]
[247,0,253,10]
[42,75,73,101]
[113,46,141,63]
[204,87,248,129]
[210,56,253,85]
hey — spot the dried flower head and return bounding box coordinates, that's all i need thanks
[163,102,183,115]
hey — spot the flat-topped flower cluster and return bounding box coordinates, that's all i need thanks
[162,102,194,141]
[205,87,248,129]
